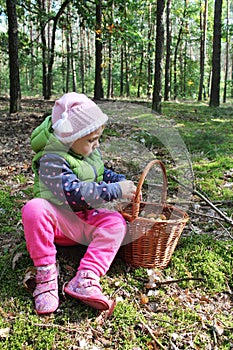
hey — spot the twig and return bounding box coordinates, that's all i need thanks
[146,277,205,288]
[170,175,233,226]
[193,188,233,226]
[187,209,226,221]
[217,221,233,240]
[139,316,167,350]
[32,322,85,333]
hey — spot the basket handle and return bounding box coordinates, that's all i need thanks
[132,160,168,219]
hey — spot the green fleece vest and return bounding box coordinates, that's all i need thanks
[31,116,104,204]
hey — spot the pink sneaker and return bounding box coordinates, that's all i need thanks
[64,270,115,311]
[33,264,59,315]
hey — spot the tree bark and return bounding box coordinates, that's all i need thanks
[164,0,171,101]
[152,0,165,113]
[120,45,124,96]
[198,0,208,101]
[46,0,71,99]
[173,0,187,100]
[65,22,70,93]
[107,32,113,98]
[6,0,21,113]
[125,42,130,97]
[209,0,222,107]
[147,3,153,99]
[137,50,144,98]
[79,23,85,94]
[94,0,104,100]
[223,0,229,103]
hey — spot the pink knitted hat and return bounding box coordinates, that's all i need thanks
[52,92,108,143]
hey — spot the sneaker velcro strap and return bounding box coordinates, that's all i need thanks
[79,270,100,280]
[82,279,101,289]
[33,280,58,297]
[35,269,57,284]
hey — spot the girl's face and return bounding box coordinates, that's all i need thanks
[71,126,104,157]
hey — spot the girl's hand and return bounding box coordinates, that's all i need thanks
[119,180,137,200]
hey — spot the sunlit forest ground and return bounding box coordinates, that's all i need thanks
[0,97,232,349]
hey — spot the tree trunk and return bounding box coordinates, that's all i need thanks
[231,55,233,99]
[173,0,187,100]
[125,42,130,97]
[107,33,113,98]
[182,37,188,97]
[137,49,144,98]
[46,0,70,99]
[209,0,222,107]
[94,0,104,100]
[147,3,153,99]
[29,20,35,92]
[120,45,124,96]
[152,0,165,113]
[164,0,171,101]
[61,25,66,93]
[79,24,85,94]
[198,0,208,101]
[6,0,21,113]
[65,24,70,93]
[70,18,76,91]
[107,3,114,98]
[223,0,229,103]
[38,0,48,98]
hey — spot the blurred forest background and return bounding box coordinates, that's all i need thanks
[1,0,231,113]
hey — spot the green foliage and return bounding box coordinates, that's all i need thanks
[162,101,233,199]
[166,234,233,292]
[0,187,22,234]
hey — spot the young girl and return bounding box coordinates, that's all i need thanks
[22,92,136,315]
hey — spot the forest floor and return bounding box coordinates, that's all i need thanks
[0,97,233,349]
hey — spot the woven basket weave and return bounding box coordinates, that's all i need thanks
[119,160,189,269]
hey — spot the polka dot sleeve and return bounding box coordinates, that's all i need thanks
[103,168,126,183]
[38,154,123,211]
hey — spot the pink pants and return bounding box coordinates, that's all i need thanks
[22,198,126,277]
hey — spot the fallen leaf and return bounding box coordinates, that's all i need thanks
[0,327,10,339]
[213,320,224,336]
[12,252,24,270]
[140,293,149,304]
[23,266,36,293]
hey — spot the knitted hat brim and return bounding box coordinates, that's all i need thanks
[54,113,108,144]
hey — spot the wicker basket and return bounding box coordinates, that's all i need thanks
[119,160,189,269]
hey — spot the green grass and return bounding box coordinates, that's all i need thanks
[0,184,232,349]
[0,100,233,349]
[103,100,233,201]
[165,234,233,292]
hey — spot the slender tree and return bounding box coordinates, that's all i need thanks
[69,20,77,91]
[209,0,222,107]
[147,2,153,99]
[94,0,104,100]
[164,0,171,101]
[152,0,165,113]
[124,41,130,97]
[47,0,71,99]
[198,0,208,101]
[223,0,229,103]
[173,0,188,100]
[65,18,71,92]
[107,30,113,98]
[107,2,114,98]
[120,45,124,96]
[79,22,85,93]
[6,0,21,113]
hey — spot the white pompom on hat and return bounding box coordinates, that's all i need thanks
[52,92,108,144]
